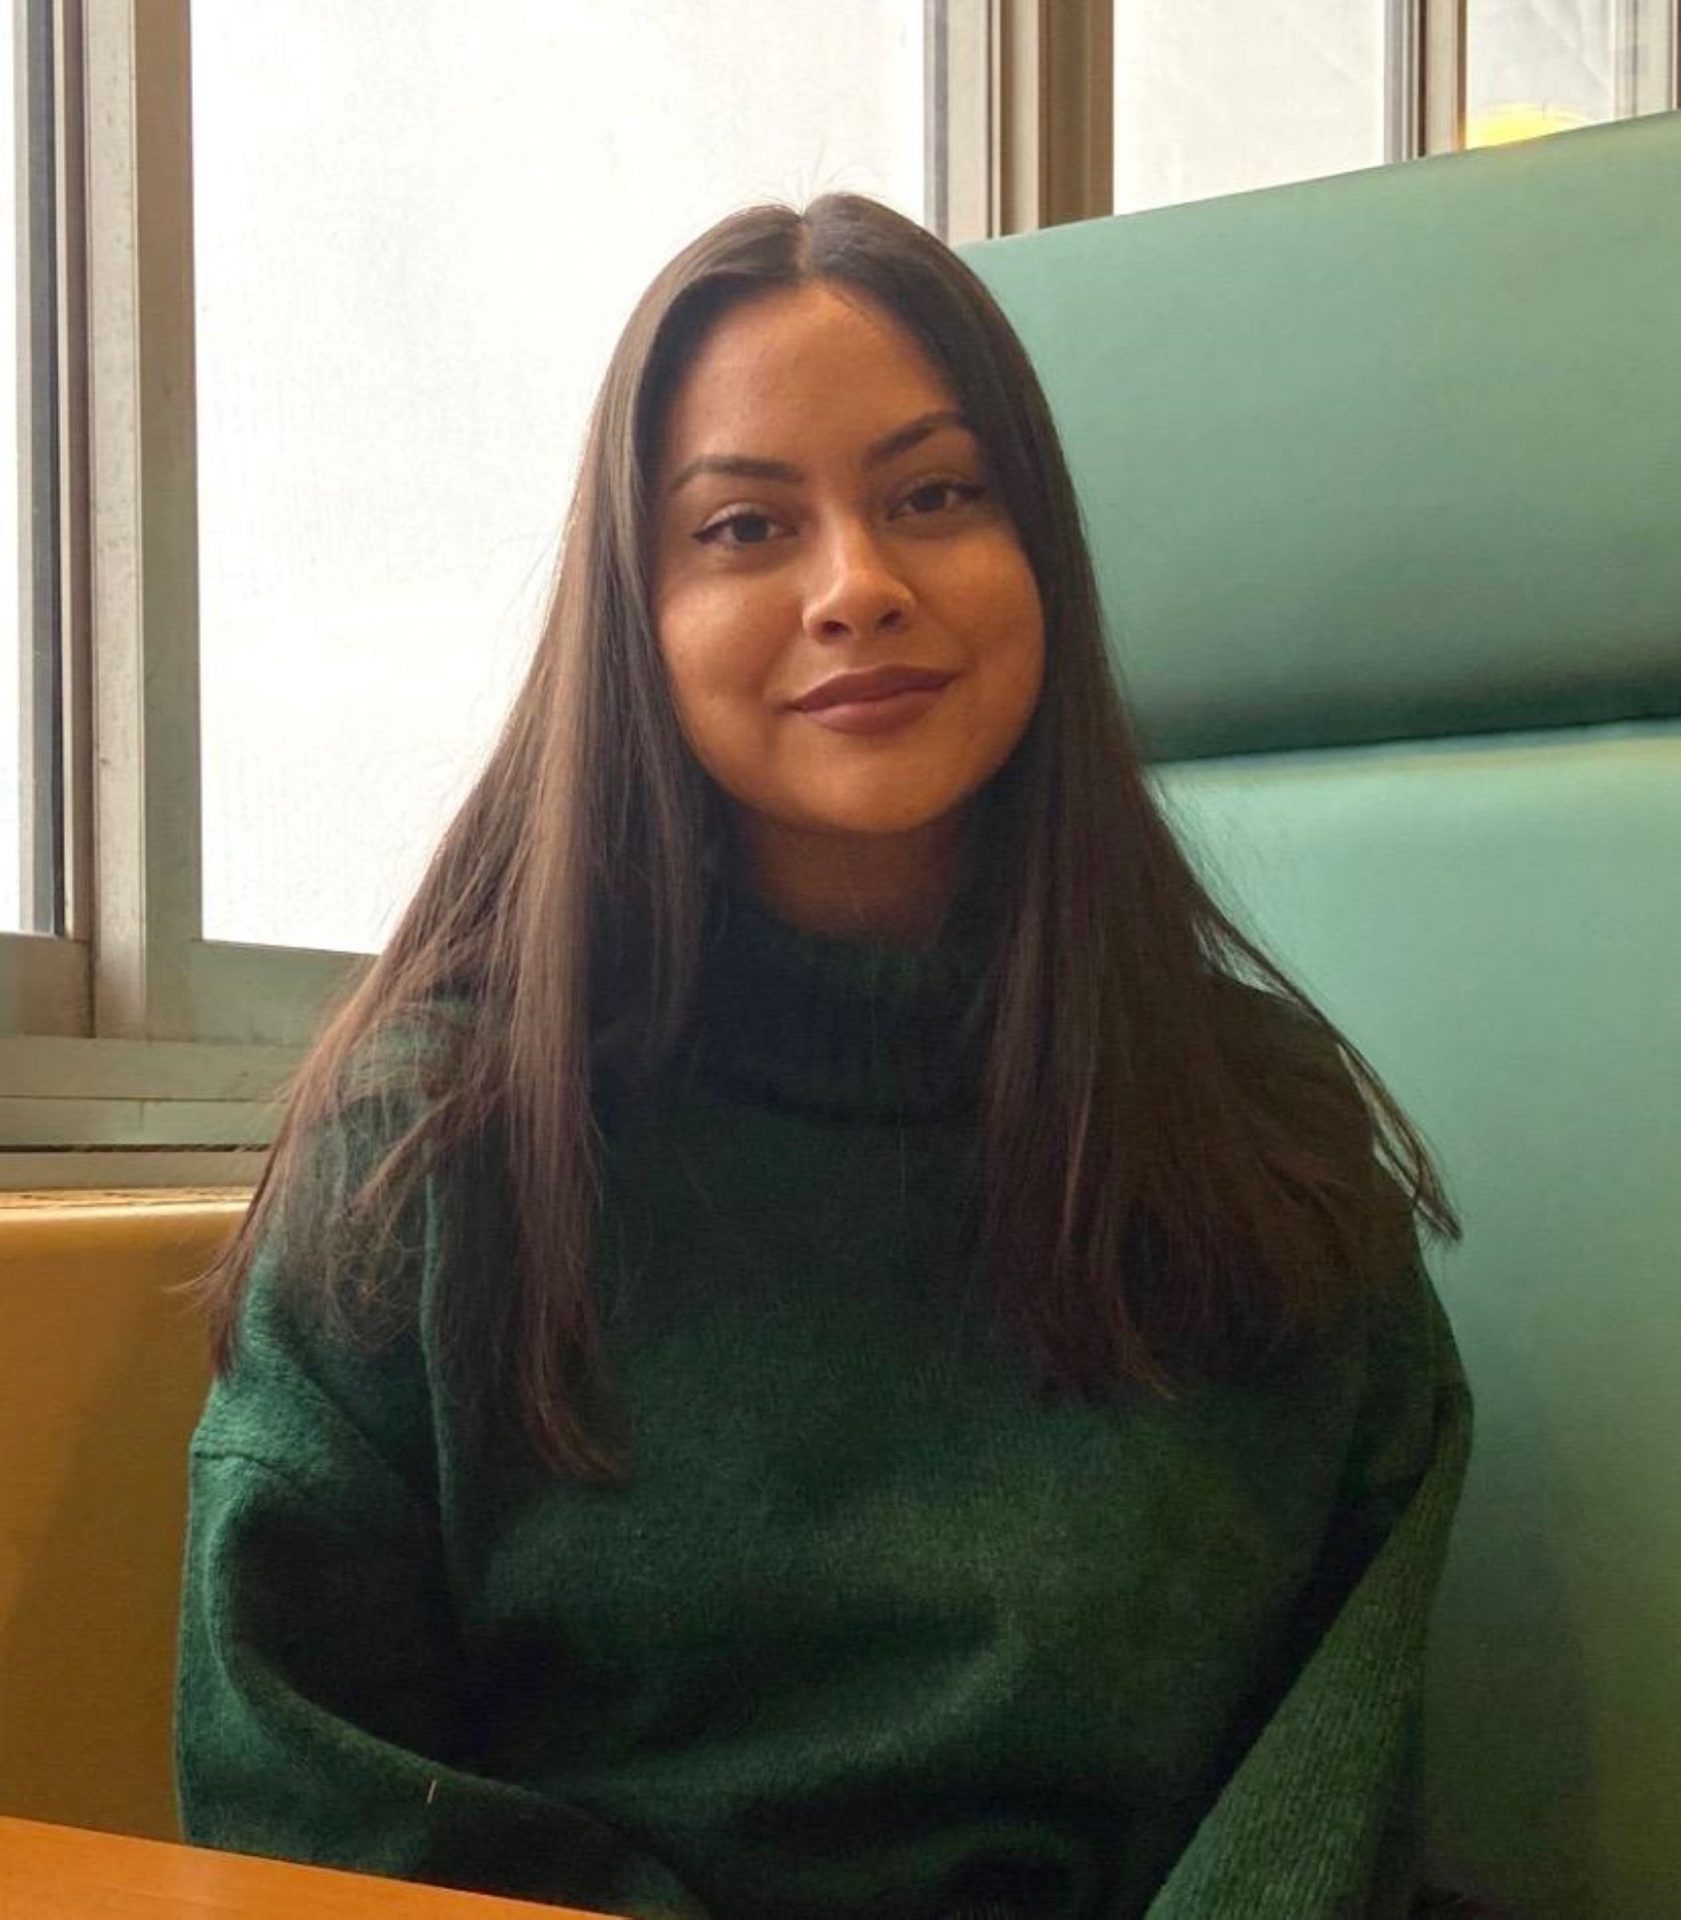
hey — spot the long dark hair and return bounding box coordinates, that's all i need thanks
[192,192,1461,1485]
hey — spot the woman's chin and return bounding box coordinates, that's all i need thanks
[789,801,969,844]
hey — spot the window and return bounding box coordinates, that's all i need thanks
[192,0,926,956]
[1467,0,1676,147]
[1114,1,1386,213]
[2,0,1091,1185]
[1112,0,1681,205]
[4,0,1676,1184]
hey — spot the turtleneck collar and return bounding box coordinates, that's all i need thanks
[680,887,993,1121]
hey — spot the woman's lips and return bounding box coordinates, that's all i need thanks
[795,684,950,735]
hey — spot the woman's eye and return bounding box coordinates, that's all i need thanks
[692,480,984,550]
[694,510,781,549]
[899,479,985,516]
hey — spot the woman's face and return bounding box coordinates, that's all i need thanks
[650,280,1045,934]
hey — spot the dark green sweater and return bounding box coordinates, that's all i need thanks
[176,894,1473,1919]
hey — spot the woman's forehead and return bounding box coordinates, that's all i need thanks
[659,284,957,455]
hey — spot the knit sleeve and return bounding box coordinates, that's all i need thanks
[175,1119,712,1920]
[1142,1247,1475,1920]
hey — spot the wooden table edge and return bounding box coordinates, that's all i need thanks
[0,1815,628,1918]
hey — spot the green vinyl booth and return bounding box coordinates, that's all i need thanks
[962,109,1681,1920]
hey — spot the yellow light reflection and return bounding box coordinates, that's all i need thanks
[1465,102,1596,148]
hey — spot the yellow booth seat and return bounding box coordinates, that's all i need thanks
[0,1192,248,1840]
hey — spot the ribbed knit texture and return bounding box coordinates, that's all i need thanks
[176,895,1472,1919]
[680,889,990,1120]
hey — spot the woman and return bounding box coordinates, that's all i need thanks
[179,192,1475,1920]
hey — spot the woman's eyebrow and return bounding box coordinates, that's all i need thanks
[666,408,976,496]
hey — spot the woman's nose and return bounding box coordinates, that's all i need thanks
[802,518,915,641]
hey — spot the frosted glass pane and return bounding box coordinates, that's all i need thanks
[1467,0,1615,147]
[1113,0,1384,214]
[192,0,925,954]
[1,14,22,934]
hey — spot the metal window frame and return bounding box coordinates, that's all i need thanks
[16,0,63,940]
[1390,0,1680,159]
[1,0,352,1178]
[7,0,85,1041]
[1388,0,1467,159]
[1614,0,1680,116]
[928,0,1112,245]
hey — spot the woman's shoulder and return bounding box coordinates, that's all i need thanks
[1204,973,1355,1089]
[337,991,480,1106]
[1206,970,1328,1036]
[1206,970,1425,1296]
[249,994,486,1316]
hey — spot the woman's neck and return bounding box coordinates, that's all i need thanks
[734,815,962,949]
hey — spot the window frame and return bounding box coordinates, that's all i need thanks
[1389,0,1680,157]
